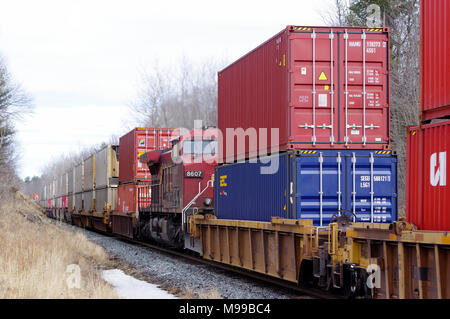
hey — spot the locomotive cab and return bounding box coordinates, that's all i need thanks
[138,128,217,248]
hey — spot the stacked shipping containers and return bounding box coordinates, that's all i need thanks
[216,26,397,225]
[94,145,119,212]
[83,154,96,212]
[218,26,391,163]
[117,128,175,214]
[68,168,74,212]
[406,0,450,231]
[74,162,84,212]
[73,145,119,213]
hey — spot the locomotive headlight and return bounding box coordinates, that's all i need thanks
[203,197,212,206]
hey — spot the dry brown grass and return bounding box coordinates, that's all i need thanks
[0,191,118,299]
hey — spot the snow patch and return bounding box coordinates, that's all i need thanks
[102,269,177,299]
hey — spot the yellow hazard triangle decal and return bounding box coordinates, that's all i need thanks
[318,71,327,80]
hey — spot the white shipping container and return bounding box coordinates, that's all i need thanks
[75,193,83,212]
[84,190,95,212]
[84,155,95,191]
[68,168,74,194]
[95,145,119,189]
[75,162,84,193]
[95,187,117,212]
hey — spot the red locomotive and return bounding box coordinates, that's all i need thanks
[137,128,218,248]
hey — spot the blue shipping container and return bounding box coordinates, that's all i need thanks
[214,150,397,226]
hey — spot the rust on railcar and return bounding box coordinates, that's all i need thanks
[344,223,450,299]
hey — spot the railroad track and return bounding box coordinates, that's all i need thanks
[104,232,343,300]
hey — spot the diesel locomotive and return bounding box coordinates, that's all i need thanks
[137,128,218,248]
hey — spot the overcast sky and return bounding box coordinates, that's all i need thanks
[0,0,335,179]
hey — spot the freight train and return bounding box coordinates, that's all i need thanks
[25,15,449,299]
[137,128,217,248]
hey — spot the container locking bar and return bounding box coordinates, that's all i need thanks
[344,30,349,146]
[337,152,342,214]
[351,152,357,222]
[311,29,317,146]
[362,31,367,146]
[329,30,335,145]
[370,152,374,223]
[319,152,324,226]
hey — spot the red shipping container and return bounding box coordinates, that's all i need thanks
[421,0,450,121]
[119,128,178,183]
[62,196,68,209]
[406,120,450,231]
[218,26,390,163]
[117,183,151,213]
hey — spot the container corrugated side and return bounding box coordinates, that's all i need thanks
[215,150,397,226]
[84,190,94,212]
[421,0,450,121]
[84,155,95,191]
[68,194,74,211]
[119,128,178,183]
[68,168,74,194]
[95,145,119,188]
[63,172,68,196]
[95,187,117,211]
[218,26,390,163]
[118,184,138,213]
[406,120,450,231]
[74,162,84,193]
[74,193,83,212]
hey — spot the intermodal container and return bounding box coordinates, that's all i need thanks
[119,128,178,183]
[61,196,68,209]
[117,183,151,213]
[84,155,95,191]
[75,193,83,212]
[406,120,450,231]
[74,162,84,194]
[95,187,118,212]
[421,0,450,121]
[218,26,390,163]
[215,150,397,226]
[68,168,74,194]
[84,190,94,212]
[68,194,74,211]
[95,145,119,188]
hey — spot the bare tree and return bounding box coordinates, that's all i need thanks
[0,55,32,200]
[131,56,226,129]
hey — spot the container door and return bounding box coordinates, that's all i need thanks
[290,29,338,146]
[295,152,344,226]
[345,152,397,223]
[340,30,389,147]
[136,129,158,181]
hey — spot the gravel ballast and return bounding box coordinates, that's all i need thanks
[65,225,312,299]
